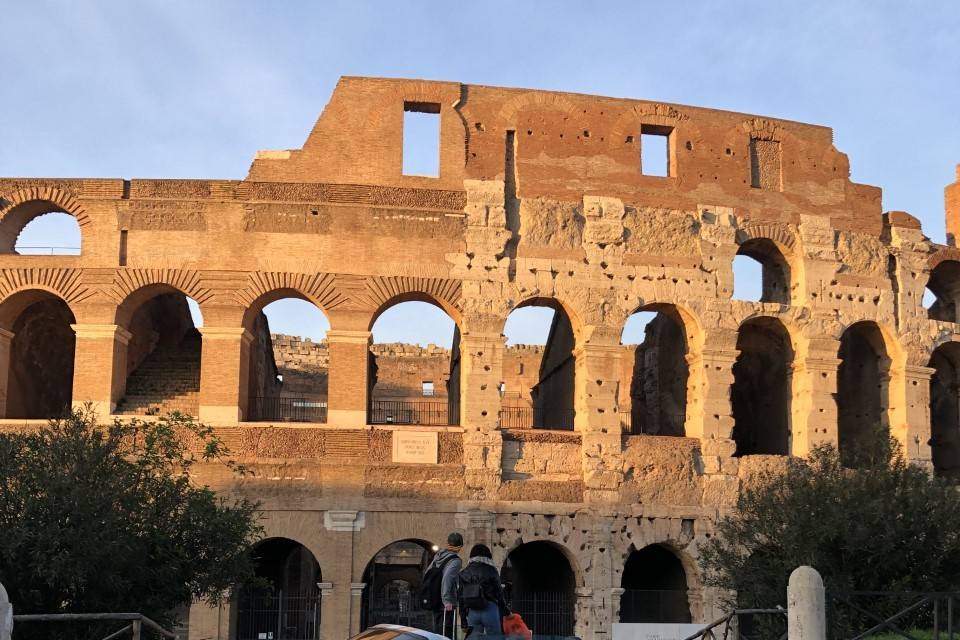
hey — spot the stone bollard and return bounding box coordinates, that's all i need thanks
[0,581,12,640]
[787,566,826,640]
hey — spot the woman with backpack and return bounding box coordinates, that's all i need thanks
[457,544,510,638]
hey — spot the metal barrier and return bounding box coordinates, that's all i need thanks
[236,589,320,640]
[510,591,577,638]
[499,406,575,430]
[369,399,457,426]
[12,612,176,640]
[827,591,959,640]
[681,607,786,640]
[249,397,327,423]
[13,245,81,255]
[619,589,691,624]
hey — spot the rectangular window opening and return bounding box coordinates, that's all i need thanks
[640,124,673,177]
[422,381,435,396]
[403,102,441,177]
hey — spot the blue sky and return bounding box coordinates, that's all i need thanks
[2,1,958,346]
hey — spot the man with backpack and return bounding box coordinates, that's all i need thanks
[420,532,463,638]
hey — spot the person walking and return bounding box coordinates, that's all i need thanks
[457,544,510,638]
[422,532,463,638]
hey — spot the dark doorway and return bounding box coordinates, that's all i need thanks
[837,322,890,468]
[235,538,321,640]
[361,539,436,631]
[731,317,792,456]
[619,545,691,623]
[501,541,576,637]
[929,343,960,481]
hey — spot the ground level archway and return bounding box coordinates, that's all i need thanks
[235,538,322,640]
[360,539,437,631]
[501,541,577,637]
[619,545,691,623]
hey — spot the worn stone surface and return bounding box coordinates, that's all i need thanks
[0,78,956,640]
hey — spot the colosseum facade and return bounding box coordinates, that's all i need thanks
[1,76,959,640]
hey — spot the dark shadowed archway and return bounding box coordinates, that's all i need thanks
[619,545,691,623]
[732,317,793,456]
[360,539,437,631]
[929,342,960,481]
[501,541,576,637]
[837,322,891,468]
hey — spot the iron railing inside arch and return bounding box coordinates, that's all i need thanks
[249,397,328,423]
[235,588,321,640]
[369,399,459,426]
[13,245,81,255]
[498,406,575,430]
[618,589,692,625]
[508,590,577,639]
[619,411,687,435]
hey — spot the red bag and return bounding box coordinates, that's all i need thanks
[502,613,532,640]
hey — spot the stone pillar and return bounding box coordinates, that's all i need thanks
[787,566,825,640]
[198,327,252,424]
[465,508,495,547]
[187,600,230,640]
[350,583,366,636]
[610,587,625,624]
[791,345,842,457]
[459,331,505,497]
[903,365,936,464]
[575,586,596,640]
[575,343,625,504]
[70,324,131,416]
[699,346,739,507]
[0,329,13,418]
[318,583,335,640]
[327,329,372,428]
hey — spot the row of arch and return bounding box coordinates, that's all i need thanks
[2,281,960,477]
[234,536,692,639]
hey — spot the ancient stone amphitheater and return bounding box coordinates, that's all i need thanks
[2,76,959,640]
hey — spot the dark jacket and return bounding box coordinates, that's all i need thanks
[457,556,510,613]
[427,548,462,608]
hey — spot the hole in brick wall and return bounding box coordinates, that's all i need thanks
[733,238,790,303]
[402,102,441,177]
[13,211,81,256]
[640,124,672,177]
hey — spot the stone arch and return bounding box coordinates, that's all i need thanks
[359,538,438,631]
[240,287,332,423]
[619,543,691,624]
[113,283,204,416]
[620,302,702,436]
[837,320,897,468]
[500,539,579,637]
[501,296,580,430]
[732,316,795,456]
[928,341,960,480]
[235,537,322,640]
[734,229,796,304]
[925,259,960,322]
[0,268,92,312]
[0,288,76,418]
[0,187,90,254]
[367,291,462,426]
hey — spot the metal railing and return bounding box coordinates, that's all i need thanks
[619,410,686,435]
[827,591,960,640]
[249,397,327,423]
[13,612,176,639]
[509,591,577,639]
[13,245,81,255]
[619,589,691,624]
[681,607,786,640]
[499,406,575,430]
[236,589,320,640]
[369,399,458,426]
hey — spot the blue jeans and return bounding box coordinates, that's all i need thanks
[466,601,502,638]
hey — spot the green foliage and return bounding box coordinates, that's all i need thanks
[0,407,263,637]
[700,442,960,612]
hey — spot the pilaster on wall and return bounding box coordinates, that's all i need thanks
[575,343,625,503]
[459,331,505,497]
[326,329,372,428]
[902,364,936,466]
[198,326,252,424]
[698,343,739,509]
[0,328,13,417]
[70,323,131,416]
[791,335,842,456]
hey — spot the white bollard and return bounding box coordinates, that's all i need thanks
[787,566,826,640]
[0,581,12,640]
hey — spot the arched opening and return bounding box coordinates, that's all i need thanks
[929,342,960,481]
[501,541,576,637]
[620,305,689,436]
[235,538,321,640]
[732,317,793,456]
[733,238,791,304]
[0,200,82,255]
[115,287,202,416]
[926,260,960,322]
[837,322,891,468]
[244,294,330,423]
[368,298,460,426]
[619,545,691,624]
[361,539,437,631]
[501,300,576,430]
[0,290,76,418]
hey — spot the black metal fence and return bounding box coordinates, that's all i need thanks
[619,411,686,435]
[235,589,321,640]
[827,591,960,640]
[368,399,457,426]
[499,406,575,430]
[249,397,327,423]
[364,592,435,631]
[510,591,577,639]
[619,589,691,624]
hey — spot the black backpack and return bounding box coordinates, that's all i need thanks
[419,554,455,610]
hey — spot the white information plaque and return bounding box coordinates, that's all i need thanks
[392,430,439,464]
